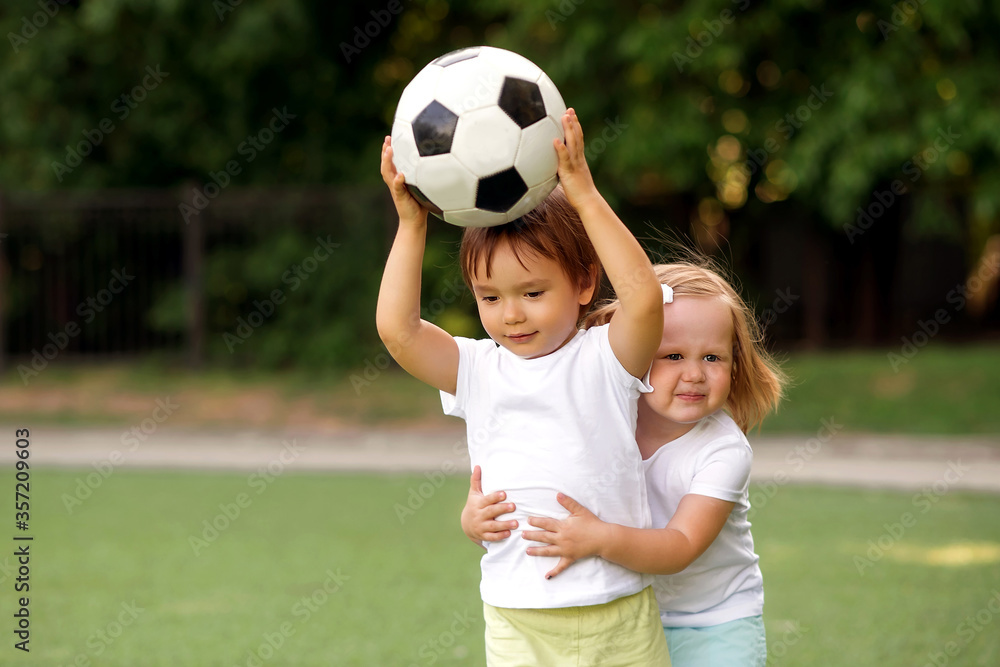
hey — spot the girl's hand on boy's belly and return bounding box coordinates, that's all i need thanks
[491,485,574,529]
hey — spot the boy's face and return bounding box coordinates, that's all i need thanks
[470,241,594,359]
[640,296,734,441]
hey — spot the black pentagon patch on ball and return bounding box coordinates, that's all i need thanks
[498,77,546,129]
[406,184,443,215]
[432,47,481,67]
[476,168,528,213]
[412,101,459,157]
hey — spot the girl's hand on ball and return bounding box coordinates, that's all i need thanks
[554,108,600,212]
[380,136,428,226]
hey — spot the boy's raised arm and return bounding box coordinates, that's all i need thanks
[555,110,663,379]
[376,137,459,395]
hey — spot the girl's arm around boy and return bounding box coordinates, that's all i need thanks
[523,491,735,579]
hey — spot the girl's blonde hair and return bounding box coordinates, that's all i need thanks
[584,259,787,432]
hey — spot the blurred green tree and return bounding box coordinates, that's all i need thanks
[0,0,404,188]
[372,0,1000,343]
[1,0,998,363]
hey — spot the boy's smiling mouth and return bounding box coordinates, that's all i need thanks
[506,332,538,343]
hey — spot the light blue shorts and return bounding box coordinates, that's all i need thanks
[663,615,766,667]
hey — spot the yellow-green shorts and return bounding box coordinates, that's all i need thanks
[483,586,670,667]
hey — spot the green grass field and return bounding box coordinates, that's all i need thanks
[763,343,1000,434]
[4,469,999,666]
[3,343,1000,434]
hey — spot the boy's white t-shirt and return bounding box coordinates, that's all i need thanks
[441,324,654,609]
[644,411,764,628]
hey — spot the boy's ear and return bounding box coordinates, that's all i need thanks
[577,264,599,304]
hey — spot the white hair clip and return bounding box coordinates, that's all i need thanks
[662,284,674,304]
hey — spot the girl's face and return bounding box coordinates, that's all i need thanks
[640,295,734,442]
[471,240,594,359]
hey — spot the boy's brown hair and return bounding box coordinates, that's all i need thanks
[459,184,602,319]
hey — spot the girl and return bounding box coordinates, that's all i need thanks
[379,108,669,665]
[463,261,787,666]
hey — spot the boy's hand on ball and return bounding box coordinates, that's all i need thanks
[380,136,428,226]
[554,108,601,213]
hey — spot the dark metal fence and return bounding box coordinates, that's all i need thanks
[0,186,394,372]
[2,186,997,375]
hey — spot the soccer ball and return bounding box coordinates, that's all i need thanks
[390,46,567,227]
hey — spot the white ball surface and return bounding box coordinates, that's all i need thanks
[390,46,566,228]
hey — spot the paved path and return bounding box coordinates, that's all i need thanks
[5,427,1000,493]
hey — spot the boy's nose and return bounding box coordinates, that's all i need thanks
[503,302,525,324]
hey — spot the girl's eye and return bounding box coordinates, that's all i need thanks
[665,353,682,361]
[525,291,543,298]
[704,354,720,362]
[481,296,499,303]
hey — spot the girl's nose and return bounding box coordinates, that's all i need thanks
[681,360,705,382]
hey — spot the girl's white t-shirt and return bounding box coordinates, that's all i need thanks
[644,411,765,627]
[441,324,654,609]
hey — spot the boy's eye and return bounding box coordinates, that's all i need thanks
[525,291,543,298]
[665,353,682,361]
[481,296,499,303]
